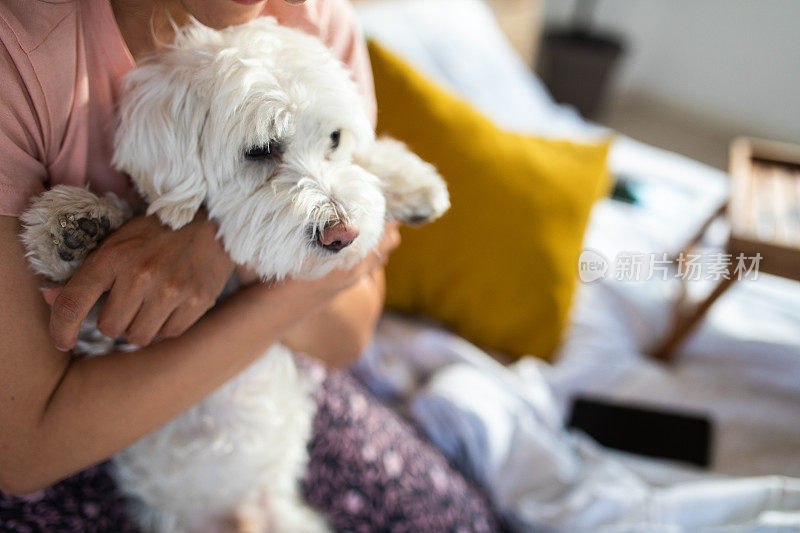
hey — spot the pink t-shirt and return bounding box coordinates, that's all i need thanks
[0,0,376,217]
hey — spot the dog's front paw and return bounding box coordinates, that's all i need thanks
[20,185,131,282]
[356,137,450,226]
[385,171,450,225]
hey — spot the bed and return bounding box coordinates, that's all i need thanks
[351,0,800,530]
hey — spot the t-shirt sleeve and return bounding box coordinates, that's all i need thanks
[319,0,377,128]
[0,40,47,217]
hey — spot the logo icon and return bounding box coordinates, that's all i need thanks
[578,249,609,283]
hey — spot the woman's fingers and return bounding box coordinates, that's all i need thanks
[367,221,401,271]
[124,296,180,347]
[50,263,114,351]
[379,221,401,258]
[385,220,402,233]
[96,281,144,340]
[158,298,212,339]
[42,286,63,307]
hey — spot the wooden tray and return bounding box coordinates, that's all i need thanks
[728,137,800,281]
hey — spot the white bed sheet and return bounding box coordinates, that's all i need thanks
[354,0,800,529]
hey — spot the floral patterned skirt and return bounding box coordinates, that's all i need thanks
[1,361,502,532]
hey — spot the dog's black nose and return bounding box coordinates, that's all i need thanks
[317,222,359,252]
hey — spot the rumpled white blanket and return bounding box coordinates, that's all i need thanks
[354,1,800,530]
[355,317,800,532]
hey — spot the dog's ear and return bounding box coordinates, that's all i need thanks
[113,54,209,229]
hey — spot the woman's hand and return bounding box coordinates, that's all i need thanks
[45,211,235,350]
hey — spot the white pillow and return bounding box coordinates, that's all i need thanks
[355,0,591,138]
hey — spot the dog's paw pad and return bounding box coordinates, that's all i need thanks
[52,215,111,262]
[403,211,435,225]
[76,217,100,237]
[57,249,75,262]
[389,183,450,226]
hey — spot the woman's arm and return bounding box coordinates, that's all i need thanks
[0,215,396,495]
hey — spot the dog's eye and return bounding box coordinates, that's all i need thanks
[330,129,341,150]
[244,141,283,161]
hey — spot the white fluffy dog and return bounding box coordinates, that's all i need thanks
[20,17,448,533]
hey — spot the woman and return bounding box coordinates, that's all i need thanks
[0,0,500,530]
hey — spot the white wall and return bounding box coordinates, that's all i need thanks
[543,0,800,144]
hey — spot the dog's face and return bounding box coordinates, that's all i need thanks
[113,18,385,280]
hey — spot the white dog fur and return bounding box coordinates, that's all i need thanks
[20,17,448,533]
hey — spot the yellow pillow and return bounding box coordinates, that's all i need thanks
[369,40,610,360]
